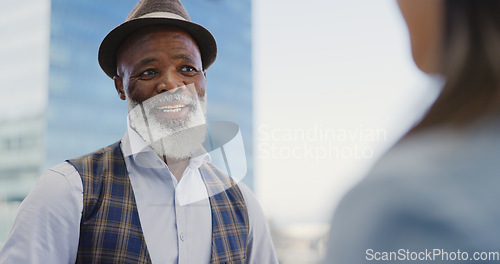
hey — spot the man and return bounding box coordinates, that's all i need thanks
[0,0,278,263]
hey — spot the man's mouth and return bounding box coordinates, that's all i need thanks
[158,104,187,113]
[152,101,193,120]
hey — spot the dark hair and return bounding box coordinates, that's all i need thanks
[406,0,500,136]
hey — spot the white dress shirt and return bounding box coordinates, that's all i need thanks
[0,125,278,264]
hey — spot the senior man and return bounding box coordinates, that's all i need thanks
[0,0,278,263]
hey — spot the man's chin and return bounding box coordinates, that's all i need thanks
[127,93,208,158]
[148,119,192,139]
[150,126,208,160]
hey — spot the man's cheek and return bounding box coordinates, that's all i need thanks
[197,89,205,98]
[194,82,206,98]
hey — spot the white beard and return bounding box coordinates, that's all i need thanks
[127,84,207,159]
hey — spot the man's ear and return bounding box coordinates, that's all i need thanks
[113,76,126,100]
[203,69,207,80]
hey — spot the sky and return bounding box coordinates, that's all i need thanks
[253,0,440,226]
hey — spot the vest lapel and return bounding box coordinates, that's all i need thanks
[69,141,152,264]
[200,163,249,264]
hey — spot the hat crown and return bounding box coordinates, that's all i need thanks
[99,0,217,78]
[126,0,191,22]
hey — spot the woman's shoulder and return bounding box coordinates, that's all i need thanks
[368,118,500,185]
[329,119,500,261]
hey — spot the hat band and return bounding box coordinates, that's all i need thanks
[136,12,187,21]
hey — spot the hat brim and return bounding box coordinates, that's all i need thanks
[98,17,217,78]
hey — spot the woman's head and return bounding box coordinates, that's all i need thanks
[399,0,500,135]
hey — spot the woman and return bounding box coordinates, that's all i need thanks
[324,0,500,263]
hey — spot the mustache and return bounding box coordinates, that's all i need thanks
[141,93,198,108]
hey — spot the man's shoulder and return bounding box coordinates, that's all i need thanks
[202,163,261,208]
[45,162,80,180]
[234,181,260,210]
[68,141,122,163]
[65,141,125,181]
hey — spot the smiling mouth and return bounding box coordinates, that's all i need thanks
[158,104,187,113]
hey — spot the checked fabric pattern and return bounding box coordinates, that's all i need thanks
[200,163,249,264]
[68,141,249,264]
[68,141,152,264]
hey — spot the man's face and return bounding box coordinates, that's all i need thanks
[114,26,208,158]
[115,26,207,110]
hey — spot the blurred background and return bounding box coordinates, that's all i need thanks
[0,0,439,263]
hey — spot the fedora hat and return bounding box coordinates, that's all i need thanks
[98,0,217,78]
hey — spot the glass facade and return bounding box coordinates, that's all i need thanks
[45,0,135,168]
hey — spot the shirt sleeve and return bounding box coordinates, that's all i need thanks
[238,183,279,264]
[0,162,83,264]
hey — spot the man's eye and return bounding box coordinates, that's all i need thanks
[180,66,198,74]
[139,69,157,78]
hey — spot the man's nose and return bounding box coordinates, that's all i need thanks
[156,72,185,94]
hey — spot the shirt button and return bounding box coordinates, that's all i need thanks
[180,233,185,241]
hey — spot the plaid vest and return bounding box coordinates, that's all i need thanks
[68,141,249,263]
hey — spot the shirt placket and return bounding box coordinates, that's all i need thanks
[175,185,188,263]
